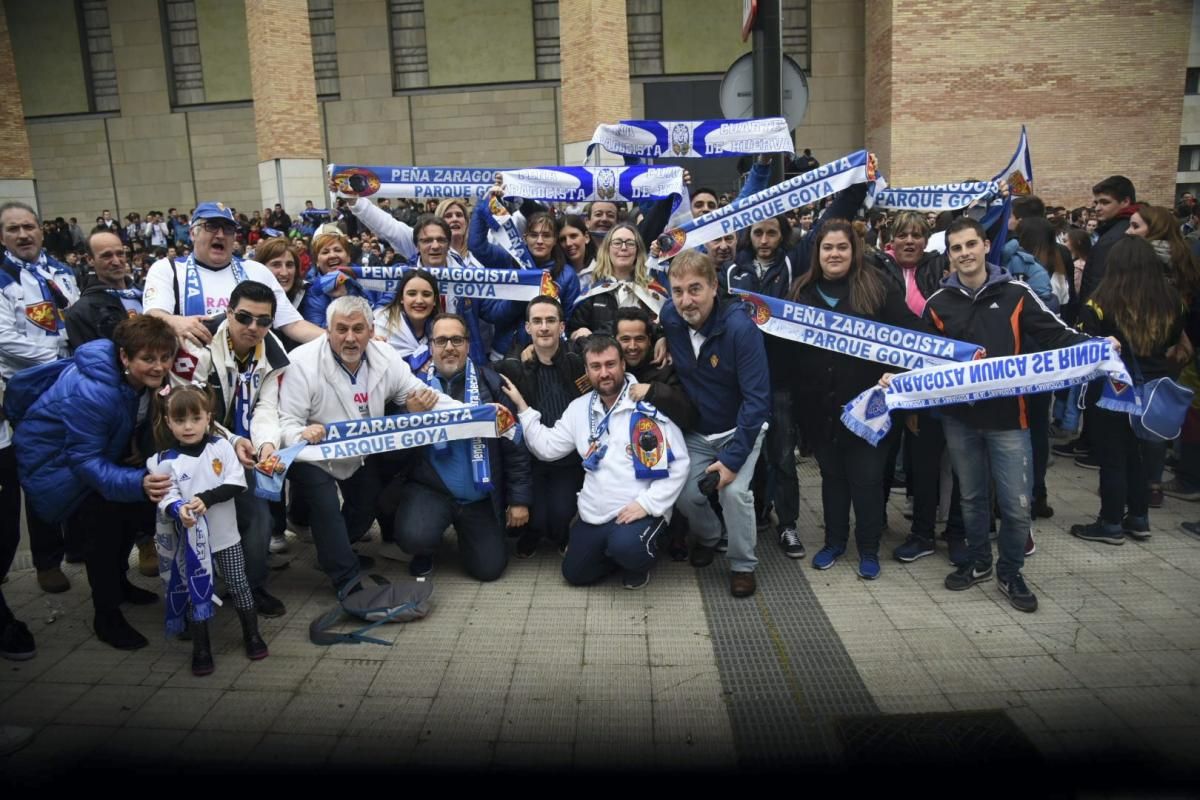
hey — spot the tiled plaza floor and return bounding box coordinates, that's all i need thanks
[1,452,1198,785]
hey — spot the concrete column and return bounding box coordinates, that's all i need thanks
[245,0,326,210]
[0,4,37,210]
[558,0,632,165]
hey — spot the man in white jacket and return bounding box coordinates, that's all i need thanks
[259,295,461,593]
[501,335,689,590]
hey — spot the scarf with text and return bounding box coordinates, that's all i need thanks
[501,165,689,218]
[330,165,502,202]
[733,289,982,369]
[254,404,517,501]
[158,508,215,637]
[587,118,794,161]
[422,359,493,493]
[183,253,247,317]
[350,264,555,301]
[841,339,1138,446]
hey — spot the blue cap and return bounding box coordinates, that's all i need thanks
[190,201,236,226]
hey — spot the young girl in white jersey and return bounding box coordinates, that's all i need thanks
[146,384,268,676]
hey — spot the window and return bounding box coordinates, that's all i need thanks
[1179,146,1200,173]
[533,0,560,81]
[80,0,119,112]
[781,0,811,72]
[626,0,663,77]
[162,0,205,106]
[308,0,339,98]
[389,0,429,90]
[1187,67,1200,96]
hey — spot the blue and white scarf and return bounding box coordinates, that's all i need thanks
[183,253,247,317]
[350,264,553,301]
[872,180,998,212]
[0,250,79,337]
[733,289,981,369]
[841,339,1138,446]
[329,165,502,202]
[587,118,795,161]
[656,150,874,258]
[254,404,518,501]
[158,506,214,637]
[486,196,535,269]
[582,380,629,472]
[501,165,689,217]
[422,360,493,493]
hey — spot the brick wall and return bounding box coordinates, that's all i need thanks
[866,0,1189,207]
[560,0,631,144]
[245,0,322,162]
[0,4,34,180]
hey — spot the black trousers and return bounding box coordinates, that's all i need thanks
[71,492,153,614]
[525,459,583,547]
[1091,406,1150,523]
[813,435,891,556]
[0,447,20,624]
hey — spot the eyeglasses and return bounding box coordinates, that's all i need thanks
[232,310,273,329]
[609,238,638,250]
[431,336,467,348]
[198,220,237,234]
[527,231,555,241]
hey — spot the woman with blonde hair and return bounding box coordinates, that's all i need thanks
[567,223,666,341]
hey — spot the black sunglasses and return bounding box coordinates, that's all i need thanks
[232,310,273,329]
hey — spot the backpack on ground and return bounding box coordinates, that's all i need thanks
[309,574,433,646]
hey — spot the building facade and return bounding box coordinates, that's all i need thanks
[0,0,1190,223]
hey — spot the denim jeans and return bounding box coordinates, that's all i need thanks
[288,461,380,592]
[942,417,1031,580]
[395,482,508,582]
[235,467,271,591]
[1053,385,1083,433]
[676,428,766,573]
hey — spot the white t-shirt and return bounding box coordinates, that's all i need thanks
[146,436,246,553]
[345,361,371,418]
[142,257,303,327]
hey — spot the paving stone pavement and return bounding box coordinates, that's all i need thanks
[1,452,1198,782]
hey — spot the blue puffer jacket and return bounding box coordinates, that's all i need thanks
[1001,238,1058,312]
[299,267,387,327]
[13,339,147,523]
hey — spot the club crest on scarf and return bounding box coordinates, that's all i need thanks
[332,167,382,197]
[597,168,618,200]
[670,123,691,156]
[743,294,772,325]
[864,389,889,420]
[495,405,516,435]
[633,416,665,467]
[1007,170,1032,196]
[24,301,60,334]
[539,271,559,298]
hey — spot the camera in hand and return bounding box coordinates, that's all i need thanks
[697,470,720,499]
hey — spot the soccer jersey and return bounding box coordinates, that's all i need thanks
[146,435,246,553]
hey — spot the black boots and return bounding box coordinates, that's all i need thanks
[94,610,148,651]
[191,620,214,676]
[238,607,269,661]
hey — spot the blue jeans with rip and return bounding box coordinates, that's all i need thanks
[942,417,1032,581]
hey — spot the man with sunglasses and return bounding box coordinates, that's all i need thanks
[379,314,531,581]
[169,280,290,618]
[143,202,323,348]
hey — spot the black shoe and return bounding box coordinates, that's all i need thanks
[252,587,286,618]
[667,535,688,562]
[1070,519,1125,546]
[121,579,159,606]
[1121,515,1151,541]
[778,526,805,559]
[944,561,993,591]
[409,555,434,577]
[0,618,36,661]
[998,572,1038,613]
[191,620,214,676]
[893,535,935,563]
[1052,438,1089,457]
[1074,454,1101,470]
[515,531,539,559]
[94,610,148,650]
[690,543,716,568]
[755,504,773,533]
[1180,520,1200,538]
[1031,497,1054,519]
[237,607,269,660]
